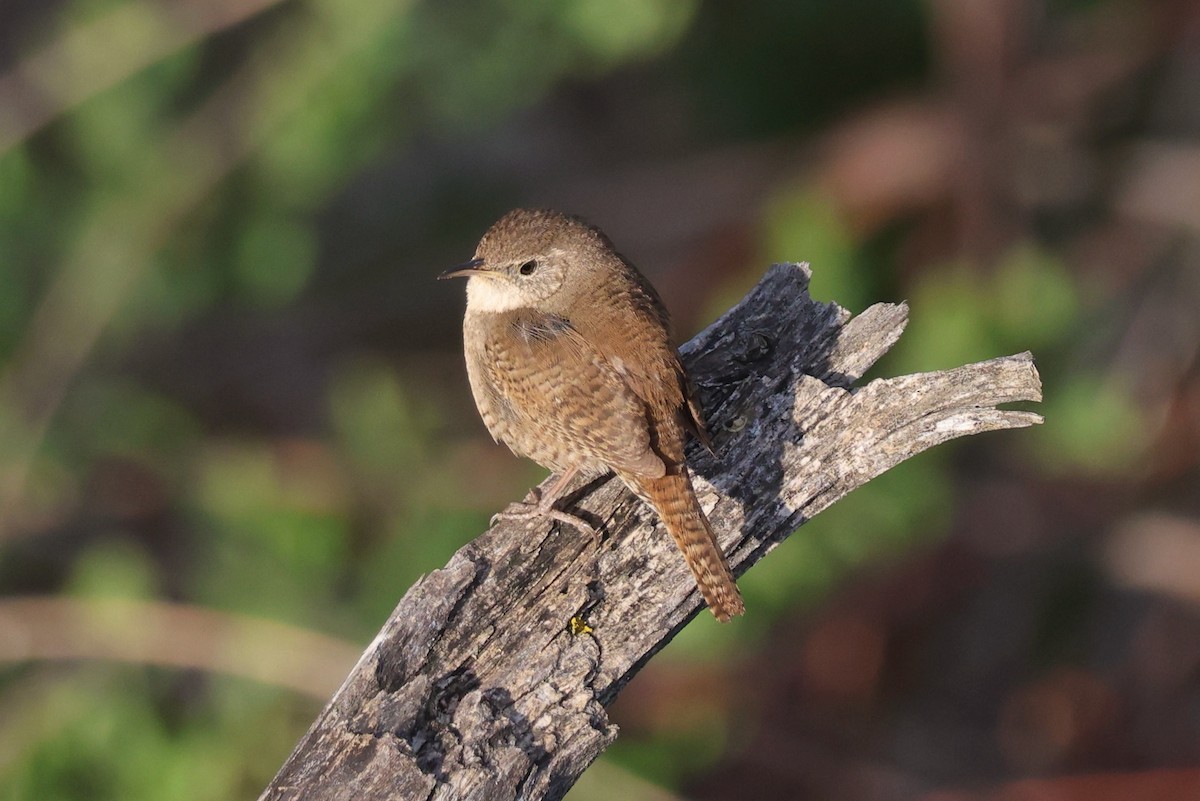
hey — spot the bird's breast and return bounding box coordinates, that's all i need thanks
[462,309,600,473]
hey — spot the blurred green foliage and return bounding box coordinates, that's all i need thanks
[4,671,298,801]
[762,188,867,310]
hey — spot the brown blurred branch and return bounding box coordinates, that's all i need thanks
[258,264,1042,801]
[0,597,360,699]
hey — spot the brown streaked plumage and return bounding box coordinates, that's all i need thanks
[440,208,744,622]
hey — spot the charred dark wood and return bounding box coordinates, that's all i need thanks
[260,263,1043,801]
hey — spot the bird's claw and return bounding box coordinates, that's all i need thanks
[491,496,601,548]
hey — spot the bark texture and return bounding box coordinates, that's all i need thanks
[260,263,1043,801]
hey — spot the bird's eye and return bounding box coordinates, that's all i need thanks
[518,260,538,276]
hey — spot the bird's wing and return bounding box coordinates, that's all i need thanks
[682,371,714,453]
[482,311,667,479]
[570,280,708,459]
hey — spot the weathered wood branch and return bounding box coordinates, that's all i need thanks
[260,263,1042,801]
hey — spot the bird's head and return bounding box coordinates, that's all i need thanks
[439,208,614,313]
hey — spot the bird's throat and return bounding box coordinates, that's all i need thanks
[466,276,528,314]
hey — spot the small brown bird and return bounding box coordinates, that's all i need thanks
[439,208,744,622]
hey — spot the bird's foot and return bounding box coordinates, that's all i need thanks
[491,487,601,547]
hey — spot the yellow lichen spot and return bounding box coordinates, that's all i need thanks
[568,615,594,636]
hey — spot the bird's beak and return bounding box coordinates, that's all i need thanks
[438,257,487,280]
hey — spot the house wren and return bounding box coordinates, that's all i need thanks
[439,208,745,622]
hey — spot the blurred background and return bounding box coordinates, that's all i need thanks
[1,0,1198,798]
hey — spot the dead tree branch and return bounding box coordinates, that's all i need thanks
[260,263,1043,801]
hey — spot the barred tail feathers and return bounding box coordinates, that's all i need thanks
[629,471,745,622]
